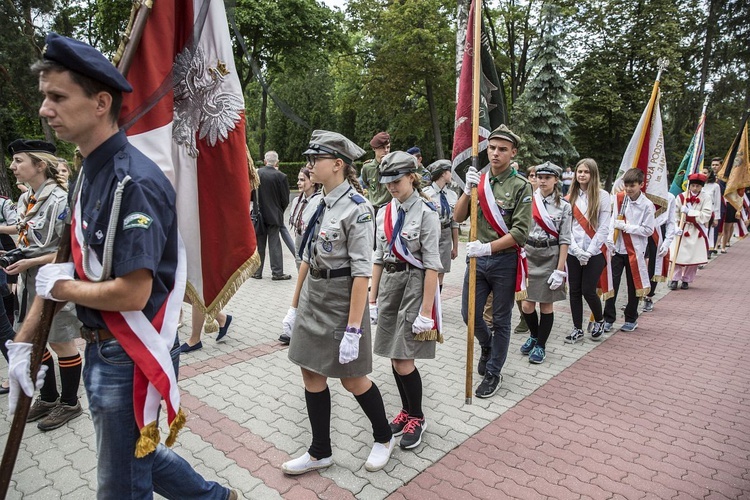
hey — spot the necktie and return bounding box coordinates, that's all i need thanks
[439,191,450,219]
[298,200,326,260]
[389,207,406,254]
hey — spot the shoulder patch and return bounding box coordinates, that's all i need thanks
[356,213,373,223]
[123,212,153,230]
[350,193,366,205]
[521,195,532,203]
[423,200,437,211]
[58,208,68,220]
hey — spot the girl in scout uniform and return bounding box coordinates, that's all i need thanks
[5,139,83,430]
[280,130,395,475]
[669,173,712,289]
[566,158,612,343]
[369,151,442,450]
[422,159,458,288]
[519,162,571,364]
[288,165,322,270]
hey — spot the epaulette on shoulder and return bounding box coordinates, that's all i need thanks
[113,149,132,182]
[350,192,366,205]
[422,199,437,211]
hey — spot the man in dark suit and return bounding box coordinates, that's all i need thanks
[253,150,292,280]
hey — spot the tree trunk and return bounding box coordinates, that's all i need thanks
[426,79,443,159]
[260,87,268,155]
[455,0,470,100]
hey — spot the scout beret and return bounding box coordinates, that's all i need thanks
[303,130,365,165]
[379,151,418,184]
[426,159,452,176]
[406,146,421,156]
[7,139,56,156]
[369,132,391,149]
[488,124,521,148]
[534,161,562,177]
[43,32,133,93]
[688,173,707,185]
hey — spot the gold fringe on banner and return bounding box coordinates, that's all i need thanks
[165,407,186,448]
[414,329,444,343]
[134,421,160,458]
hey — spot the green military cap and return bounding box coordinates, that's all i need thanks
[303,130,365,165]
[379,151,418,183]
[488,124,521,148]
[426,159,452,177]
[534,161,562,177]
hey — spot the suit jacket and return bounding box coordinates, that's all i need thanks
[256,165,290,227]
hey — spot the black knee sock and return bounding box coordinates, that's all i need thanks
[58,353,82,406]
[354,382,392,443]
[392,366,409,413]
[536,313,554,349]
[523,310,539,339]
[400,368,423,419]
[305,387,332,459]
[39,349,58,403]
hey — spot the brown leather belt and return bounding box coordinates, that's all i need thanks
[80,326,116,343]
[384,262,415,273]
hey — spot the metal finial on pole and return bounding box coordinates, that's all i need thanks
[655,58,669,82]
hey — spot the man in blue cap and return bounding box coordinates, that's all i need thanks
[6,33,236,499]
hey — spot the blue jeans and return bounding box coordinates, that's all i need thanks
[83,338,229,500]
[461,252,517,377]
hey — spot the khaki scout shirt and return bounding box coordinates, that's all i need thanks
[361,159,392,208]
[303,180,375,277]
[476,167,532,247]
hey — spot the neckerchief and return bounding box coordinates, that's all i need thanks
[71,183,187,458]
[615,192,651,297]
[477,172,528,300]
[17,179,58,246]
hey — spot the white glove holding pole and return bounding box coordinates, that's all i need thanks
[369,303,378,324]
[35,262,75,301]
[464,167,481,196]
[658,242,670,257]
[681,205,690,214]
[7,341,48,415]
[578,250,592,266]
[613,219,626,231]
[547,270,567,290]
[339,328,361,364]
[282,307,297,336]
[466,241,492,258]
[674,227,683,236]
[411,314,434,334]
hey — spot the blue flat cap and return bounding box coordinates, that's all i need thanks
[406,146,421,155]
[43,32,132,93]
[8,139,56,156]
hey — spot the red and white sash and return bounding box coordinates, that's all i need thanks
[72,187,187,457]
[615,192,651,297]
[477,172,528,300]
[532,190,559,238]
[650,228,670,282]
[383,200,442,337]
[571,204,613,299]
[678,192,710,252]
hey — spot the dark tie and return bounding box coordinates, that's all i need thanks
[298,200,326,260]
[389,207,406,254]
[439,191,450,219]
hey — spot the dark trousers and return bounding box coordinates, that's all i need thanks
[604,253,639,324]
[566,253,606,329]
[646,232,658,297]
[256,225,284,277]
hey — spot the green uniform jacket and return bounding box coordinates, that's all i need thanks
[361,158,392,208]
[476,167,533,249]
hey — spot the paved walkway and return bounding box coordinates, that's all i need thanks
[1,235,748,499]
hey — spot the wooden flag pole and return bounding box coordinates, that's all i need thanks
[0,4,152,495]
[465,0,482,405]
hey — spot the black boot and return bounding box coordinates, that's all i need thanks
[478,347,491,376]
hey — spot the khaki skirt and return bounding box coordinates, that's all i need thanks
[438,226,453,273]
[524,245,567,304]
[289,274,372,378]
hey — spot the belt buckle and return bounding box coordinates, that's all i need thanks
[80,326,96,343]
[310,268,322,279]
[385,263,395,273]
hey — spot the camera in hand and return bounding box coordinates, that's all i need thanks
[0,248,26,269]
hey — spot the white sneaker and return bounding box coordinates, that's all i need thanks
[281,452,333,475]
[364,436,396,472]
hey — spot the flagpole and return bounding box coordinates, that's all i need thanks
[668,95,709,282]
[630,58,669,170]
[0,6,153,495]
[465,0,482,405]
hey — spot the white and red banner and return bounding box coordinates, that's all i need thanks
[119,0,257,330]
[615,192,651,297]
[651,229,670,282]
[532,190,559,238]
[571,205,613,299]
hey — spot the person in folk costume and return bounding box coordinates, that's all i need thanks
[603,168,655,332]
[421,159,459,290]
[518,162,571,364]
[701,167,722,257]
[368,151,442,451]
[669,173,713,290]
[642,191,676,313]
[281,130,396,475]
[565,158,613,343]
[454,124,533,399]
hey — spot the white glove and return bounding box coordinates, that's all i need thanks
[369,303,378,324]
[464,167,481,195]
[568,246,581,258]
[35,262,75,301]
[411,314,434,334]
[674,228,683,236]
[681,205,690,214]
[7,341,48,415]
[282,307,297,336]
[657,242,670,257]
[613,219,626,231]
[338,328,361,364]
[547,270,567,290]
[466,241,492,258]
[578,250,592,265]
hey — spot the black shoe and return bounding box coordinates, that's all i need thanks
[477,347,491,376]
[251,274,262,279]
[590,321,605,340]
[278,333,290,345]
[272,274,292,281]
[680,282,689,289]
[667,280,678,290]
[399,416,426,449]
[475,373,502,399]
[216,315,233,342]
[389,409,410,437]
